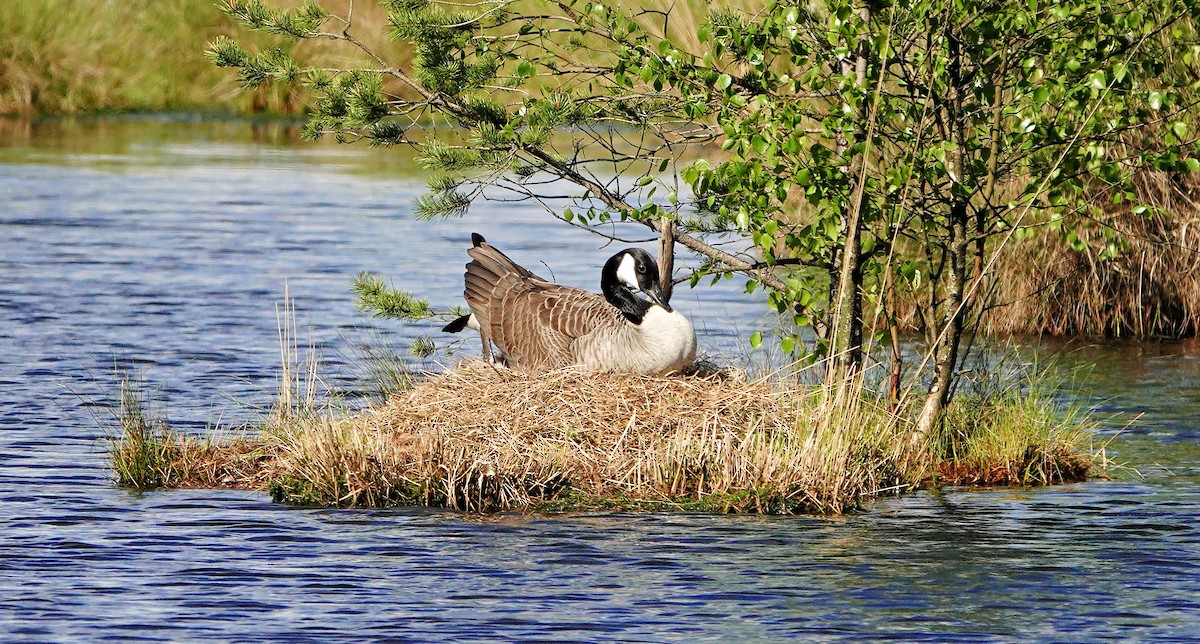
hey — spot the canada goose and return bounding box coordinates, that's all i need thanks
[442,233,697,374]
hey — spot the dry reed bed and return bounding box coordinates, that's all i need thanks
[969,165,1200,338]
[117,363,1095,514]
[265,364,913,513]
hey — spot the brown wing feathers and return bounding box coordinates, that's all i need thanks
[459,235,613,370]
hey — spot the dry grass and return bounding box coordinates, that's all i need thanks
[983,176,1200,338]
[0,0,406,116]
[109,357,1097,514]
[264,363,915,513]
[965,113,1200,339]
[886,168,1200,339]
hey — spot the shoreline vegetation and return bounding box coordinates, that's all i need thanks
[19,0,1144,511]
[5,0,1199,339]
[0,0,407,116]
[111,352,1096,515]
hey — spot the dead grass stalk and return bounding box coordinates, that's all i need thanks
[265,364,916,513]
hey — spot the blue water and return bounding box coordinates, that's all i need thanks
[2,118,1198,641]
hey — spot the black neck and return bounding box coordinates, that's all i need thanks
[603,280,651,324]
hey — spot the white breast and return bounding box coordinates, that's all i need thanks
[638,306,698,372]
[576,305,697,374]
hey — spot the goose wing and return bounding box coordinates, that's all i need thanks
[463,240,544,338]
[488,279,618,370]
[462,235,622,370]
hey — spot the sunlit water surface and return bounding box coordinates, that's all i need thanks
[1,118,1198,641]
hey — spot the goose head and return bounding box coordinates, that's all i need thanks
[601,248,671,323]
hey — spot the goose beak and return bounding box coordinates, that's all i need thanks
[645,283,672,312]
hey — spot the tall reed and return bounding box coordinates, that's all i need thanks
[0,0,406,115]
[981,169,1200,338]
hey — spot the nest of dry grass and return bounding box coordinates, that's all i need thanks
[257,363,915,514]
[114,361,1096,514]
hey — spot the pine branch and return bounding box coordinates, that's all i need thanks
[414,180,473,219]
[351,272,433,320]
[219,0,329,39]
[205,37,301,88]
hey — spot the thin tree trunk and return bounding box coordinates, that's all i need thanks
[916,198,968,437]
[916,21,968,439]
[884,262,903,413]
[830,199,865,375]
[827,3,870,380]
[658,217,674,303]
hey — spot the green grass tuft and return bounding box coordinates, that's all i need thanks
[110,375,180,490]
[931,368,1095,486]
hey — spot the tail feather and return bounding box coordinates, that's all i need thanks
[442,314,471,333]
[450,233,546,368]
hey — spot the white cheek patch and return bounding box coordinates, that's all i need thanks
[615,253,641,292]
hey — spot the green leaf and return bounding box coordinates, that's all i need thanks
[749,331,763,349]
[735,209,750,229]
[715,73,732,90]
[751,134,769,155]
[1112,62,1128,83]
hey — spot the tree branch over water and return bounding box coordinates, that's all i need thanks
[209,0,1200,427]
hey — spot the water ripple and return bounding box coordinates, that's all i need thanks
[1,120,1199,641]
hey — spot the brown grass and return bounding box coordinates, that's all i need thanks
[114,357,1098,514]
[980,168,1200,338]
[264,363,915,513]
